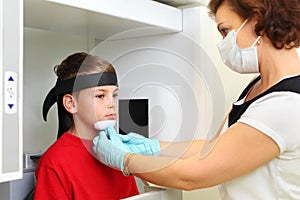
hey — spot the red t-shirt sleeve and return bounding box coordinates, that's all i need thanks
[34,165,70,200]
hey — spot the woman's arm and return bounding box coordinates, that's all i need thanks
[128,122,280,190]
[160,140,204,159]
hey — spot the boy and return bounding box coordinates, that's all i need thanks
[34,52,139,199]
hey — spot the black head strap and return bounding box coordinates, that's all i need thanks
[42,72,118,138]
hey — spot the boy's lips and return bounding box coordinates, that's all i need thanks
[105,114,116,119]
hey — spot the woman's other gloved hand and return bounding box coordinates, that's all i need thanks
[119,133,160,156]
[104,126,160,156]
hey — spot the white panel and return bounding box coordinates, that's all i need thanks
[0,0,23,182]
[0,1,3,174]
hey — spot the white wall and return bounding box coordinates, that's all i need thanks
[182,6,255,111]
[181,6,255,200]
[23,27,88,153]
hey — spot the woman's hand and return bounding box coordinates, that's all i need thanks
[119,133,160,156]
[93,126,129,172]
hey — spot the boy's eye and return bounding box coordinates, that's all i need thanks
[96,94,104,99]
[113,93,118,98]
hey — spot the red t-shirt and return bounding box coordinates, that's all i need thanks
[34,133,139,200]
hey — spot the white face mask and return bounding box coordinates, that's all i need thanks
[217,19,261,74]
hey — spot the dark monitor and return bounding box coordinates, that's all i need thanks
[118,99,149,138]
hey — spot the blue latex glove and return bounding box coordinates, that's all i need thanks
[106,128,160,156]
[93,126,129,172]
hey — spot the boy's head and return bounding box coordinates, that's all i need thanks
[43,52,118,139]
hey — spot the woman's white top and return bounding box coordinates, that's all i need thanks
[219,75,300,200]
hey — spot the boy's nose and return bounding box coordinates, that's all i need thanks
[107,97,117,109]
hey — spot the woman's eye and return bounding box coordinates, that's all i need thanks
[220,28,229,37]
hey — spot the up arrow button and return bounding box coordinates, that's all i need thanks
[8,76,14,81]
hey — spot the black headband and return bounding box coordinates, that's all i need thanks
[42,72,118,138]
[55,72,118,95]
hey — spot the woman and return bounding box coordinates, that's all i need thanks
[35,52,139,199]
[93,0,300,199]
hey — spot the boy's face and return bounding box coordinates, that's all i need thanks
[72,85,118,136]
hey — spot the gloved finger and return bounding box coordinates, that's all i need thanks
[93,135,100,145]
[128,132,146,139]
[106,126,128,150]
[93,131,109,152]
[106,126,118,138]
[119,132,145,143]
[118,134,131,142]
[93,131,107,146]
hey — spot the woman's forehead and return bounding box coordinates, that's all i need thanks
[216,4,233,20]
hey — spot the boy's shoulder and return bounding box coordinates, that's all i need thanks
[38,133,82,166]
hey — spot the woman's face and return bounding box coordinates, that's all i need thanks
[215,3,258,48]
[73,85,118,137]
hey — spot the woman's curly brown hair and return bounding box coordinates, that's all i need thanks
[208,0,300,49]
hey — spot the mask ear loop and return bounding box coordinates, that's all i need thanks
[236,18,249,34]
[199,108,232,159]
[237,18,262,47]
[251,35,262,47]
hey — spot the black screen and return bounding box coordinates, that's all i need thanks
[118,99,149,138]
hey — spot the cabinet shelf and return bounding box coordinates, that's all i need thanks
[24,0,183,40]
[154,0,208,7]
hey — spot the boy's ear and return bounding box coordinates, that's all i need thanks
[63,94,77,114]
